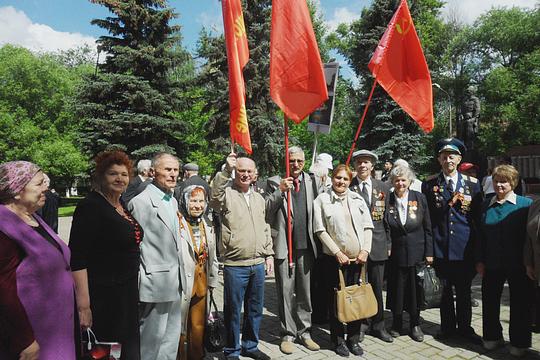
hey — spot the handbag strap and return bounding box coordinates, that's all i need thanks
[360,263,368,284]
[338,267,346,290]
[209,289,219,313]
[86,328,98,350]
[338,263,368,288]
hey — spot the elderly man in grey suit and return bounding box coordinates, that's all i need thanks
[128,153,185,360]
[266,146,321,354]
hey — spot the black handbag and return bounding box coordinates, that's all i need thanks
[416,263,442,310]
[204,290,227,352]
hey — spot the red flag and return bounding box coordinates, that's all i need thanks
[223,0,252,153]
[270,0,328,123]
[368,0,434,133]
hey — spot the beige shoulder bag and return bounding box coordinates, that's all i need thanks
[335,264,378,323]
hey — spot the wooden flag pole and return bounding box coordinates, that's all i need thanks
[345,79,378,166]
[284,115,294,273]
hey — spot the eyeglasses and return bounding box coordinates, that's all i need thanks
[289,159,305,164]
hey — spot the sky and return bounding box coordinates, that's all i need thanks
[0,0,536,58]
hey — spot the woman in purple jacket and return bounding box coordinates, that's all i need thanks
[0,161,75,360]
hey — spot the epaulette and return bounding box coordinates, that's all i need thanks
[425,174,438,182]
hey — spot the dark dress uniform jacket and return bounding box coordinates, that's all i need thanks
[421,172,482,262]
[384,190,433,267]
[350,177,391,261]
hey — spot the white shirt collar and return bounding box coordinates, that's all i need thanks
[489,191,517,206]
[357,176,372,187]
[444,172,459,186]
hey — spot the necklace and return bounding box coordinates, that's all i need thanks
[97,191,142,245]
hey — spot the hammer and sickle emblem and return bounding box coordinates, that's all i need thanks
[235,106,248,133]
[395,18,411,35]
[234,15,246,38]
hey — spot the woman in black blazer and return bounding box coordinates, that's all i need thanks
[384,165,433,342]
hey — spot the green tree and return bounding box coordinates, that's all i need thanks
[78,0,191,158]
[0,45,89,186]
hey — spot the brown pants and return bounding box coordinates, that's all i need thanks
[178,262,208,360]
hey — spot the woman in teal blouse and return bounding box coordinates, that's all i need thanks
[476,164,533,357]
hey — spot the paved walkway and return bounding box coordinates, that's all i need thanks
[58,218,540,359]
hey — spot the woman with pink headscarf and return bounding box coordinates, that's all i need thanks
[0,161,75,360]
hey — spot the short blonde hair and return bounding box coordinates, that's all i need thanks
[492,164,519,189]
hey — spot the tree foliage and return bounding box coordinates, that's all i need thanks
[78,0,191,159]
[0,45,88,186]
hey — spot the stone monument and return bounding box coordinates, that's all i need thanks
[458,85,481,150]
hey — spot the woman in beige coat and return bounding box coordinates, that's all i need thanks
[313,164,373,357]
[525,198,540,333]
[177,185,219,360]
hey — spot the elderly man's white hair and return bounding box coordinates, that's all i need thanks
[393,158,410,168]
[288,146,304,156]
[137,159,152,175]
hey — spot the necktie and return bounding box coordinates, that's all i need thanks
[361,182,370,207]
[447,179,454,193]
[293,178,300,193]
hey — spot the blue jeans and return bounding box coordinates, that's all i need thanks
[223,263,265,357]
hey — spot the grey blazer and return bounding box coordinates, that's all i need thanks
[265,172,321,260]
[128,185,185,303]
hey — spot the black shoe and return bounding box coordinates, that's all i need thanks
[358,331,365,343]
[335,342,350,357]
[372,329,394,343]
[435,330,455,340]
[241,349,271,360]
[389,329,401,338]
[347,342,364,356]
[471,298,480,307]
[410,326,424,342]
[458,330,482,344]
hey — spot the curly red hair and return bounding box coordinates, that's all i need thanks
[94,150,133,183]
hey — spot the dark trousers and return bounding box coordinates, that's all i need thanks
[390,266,420,329]
[361,260,386,332]
[321,255,361,345]
[482,267,533,348]
[435,259,474,334]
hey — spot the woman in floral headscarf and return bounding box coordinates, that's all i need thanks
[0,161,75,360]
[177,185,218,360]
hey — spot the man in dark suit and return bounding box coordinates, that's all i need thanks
[122,159,151,204]
[350,149,393,343]
[421,138,482,343]
[266,146,322,354]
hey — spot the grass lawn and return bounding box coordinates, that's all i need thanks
[59,206,76,217]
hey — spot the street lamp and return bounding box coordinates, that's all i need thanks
[433,83,452,137]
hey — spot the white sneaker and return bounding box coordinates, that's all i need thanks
[509,346,527,357]
[483,339,504,350]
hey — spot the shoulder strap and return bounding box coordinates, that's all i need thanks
[309,173,319,196]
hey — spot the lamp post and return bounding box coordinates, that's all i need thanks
[433,83,452,137]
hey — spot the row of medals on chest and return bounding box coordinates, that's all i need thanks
[433,180,472,212]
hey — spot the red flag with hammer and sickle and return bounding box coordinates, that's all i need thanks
[223,0,252,153]
[270,0,328,123]
[368,0,434,133]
